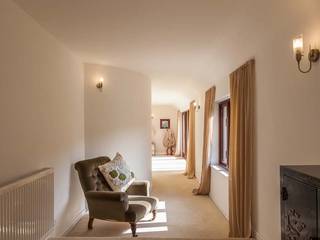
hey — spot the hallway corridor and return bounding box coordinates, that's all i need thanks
[67,158,228,238]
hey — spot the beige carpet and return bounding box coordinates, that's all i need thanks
[53,238,247,240]
[52,238,246,240]
[66,170,229,238]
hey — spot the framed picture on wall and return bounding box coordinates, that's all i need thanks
[160,119,170,129]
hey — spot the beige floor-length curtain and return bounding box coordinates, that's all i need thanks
[184,101,195,179]
[229,59,255,238]
[193,86,216,195]
[181,111,189,159]
[175,111,182,156]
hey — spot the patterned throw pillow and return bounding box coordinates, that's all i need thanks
[98,153,135,192]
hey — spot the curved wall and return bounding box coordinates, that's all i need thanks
[84,64,152,181]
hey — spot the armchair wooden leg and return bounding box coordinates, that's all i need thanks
[88,217,94,230]
[130,222,138,237]
[152,210,157,221]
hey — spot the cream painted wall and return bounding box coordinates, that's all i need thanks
[0,0,85,236]
[152,105,178,155]
[84,63,152,181]
[240,4,320,240]
[210,166,229,219]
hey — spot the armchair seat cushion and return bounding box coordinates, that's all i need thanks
[125,196,159,222]
[129,195,158,212]
[129,200,152,213]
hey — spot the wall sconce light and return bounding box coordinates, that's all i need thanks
[96,77,103,90]
[293,35,319,73]
[193,101,200,111]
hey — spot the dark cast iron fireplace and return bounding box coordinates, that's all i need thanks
[280,165,320,240]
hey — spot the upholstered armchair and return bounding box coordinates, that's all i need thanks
[75,156,158,237]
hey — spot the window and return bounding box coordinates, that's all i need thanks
[219,99,230,168]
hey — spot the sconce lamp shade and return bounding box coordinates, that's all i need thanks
[293,35,303,53]
[193,101,200,111]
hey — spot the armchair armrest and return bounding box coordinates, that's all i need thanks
[85,191,129,221]
[126,180,150,196]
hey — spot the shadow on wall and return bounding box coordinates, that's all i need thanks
[54,164,85,236]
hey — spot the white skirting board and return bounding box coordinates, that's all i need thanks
[46,208,87,239]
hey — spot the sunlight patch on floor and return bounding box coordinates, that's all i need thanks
[123,226,168,234]
[156,200,166,210]
[138,211,167,224]
[152,156,186,172]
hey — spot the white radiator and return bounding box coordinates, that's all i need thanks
[0,168,54,240]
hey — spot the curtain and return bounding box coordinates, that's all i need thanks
[185,101,195,179]
[175,111,182,156]
[181,110,189,159]
[229,59,255,238]
[193,86,216,195]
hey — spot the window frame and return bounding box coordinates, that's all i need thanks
[218,99,230,169]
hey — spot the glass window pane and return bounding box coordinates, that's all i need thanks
[219,99,230,168]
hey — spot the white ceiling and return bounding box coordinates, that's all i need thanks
[13,0,298,109]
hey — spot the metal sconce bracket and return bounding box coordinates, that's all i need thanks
[96,82,103,89]
[296,47,320,73]
[194,104,200,111]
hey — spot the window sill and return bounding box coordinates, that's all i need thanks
[211,164,229,177]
